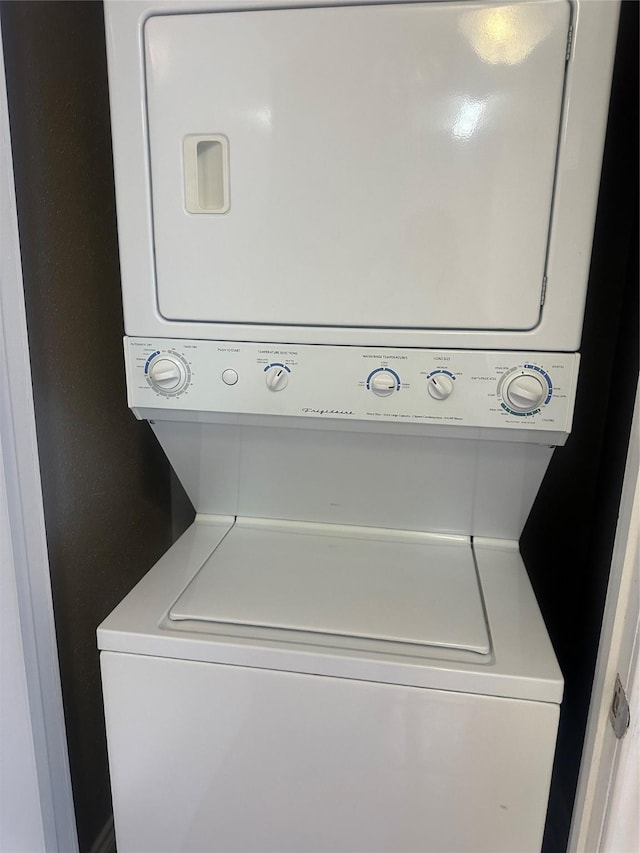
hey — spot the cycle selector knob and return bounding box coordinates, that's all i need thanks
[370,371,398,397]
[265,366,289,392]
[147,354,189,394]
[503,373,546,412]
[427,373,454,400]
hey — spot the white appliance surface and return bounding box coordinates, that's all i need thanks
[100,1,621,850]
[101,649,559,853]
[145,1,568,332]
[149,419,556,537]
[127,338,580,436]
[105,0,619,349]
[99,517,563,852]
[169,519,490,653]
[98,516,563,703]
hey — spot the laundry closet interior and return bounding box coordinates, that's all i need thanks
[0,1,637,852]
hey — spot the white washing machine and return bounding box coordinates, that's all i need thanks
[99,2,619,851]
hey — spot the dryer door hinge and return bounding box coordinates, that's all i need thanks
[540,275,548,307]
[609,674,631,739]
[566,24,574,62]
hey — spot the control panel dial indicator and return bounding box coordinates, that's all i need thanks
[265,364,290,392]
[146,352,190,395]
[367,368,400,397]
[427,371,455,401]
[129,340,576,435]
[504,375,545,411]
[499,365,552,414]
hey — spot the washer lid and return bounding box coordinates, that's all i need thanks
[169,520,490,655]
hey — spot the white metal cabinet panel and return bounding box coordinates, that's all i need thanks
[125,339,580,435]
[97,520,563,701]
[105,0,619,349]
[144,1,570,331]
[102,651,559,853]
[149,419,553,537]
[169,520,490,653]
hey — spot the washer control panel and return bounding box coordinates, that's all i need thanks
[126,338,580,432]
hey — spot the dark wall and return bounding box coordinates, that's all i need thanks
[1,3,192,851]
[522,3,639,850]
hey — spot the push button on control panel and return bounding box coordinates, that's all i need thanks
[222,369,238,385]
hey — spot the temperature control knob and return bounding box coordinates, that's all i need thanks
[265,366,289,392]
[427,373,454,401]
[147,355,189,394]
[370,371,398,397]
[504,373,546,412]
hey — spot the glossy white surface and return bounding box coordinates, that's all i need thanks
[149,421,554,537]
[170,519,489,653]
[126,338,579,434]
[105,0,619,349]
[102,649,558,853]
[99,2,612,847]
[99,518,563,850]
[145,1,567,332]
[98,519,563,703]
[98,524,563,848]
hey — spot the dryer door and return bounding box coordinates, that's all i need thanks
[144,1,570,332]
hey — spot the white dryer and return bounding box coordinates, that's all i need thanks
[99,1,620,851]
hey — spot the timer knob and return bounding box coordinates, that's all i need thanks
[427,373,454,400]
[504,373,546,412]
[370,371,398,397]
[265,366,289,392]
[148,355,188,394]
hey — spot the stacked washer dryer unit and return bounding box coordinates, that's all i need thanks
[99,2,619,851]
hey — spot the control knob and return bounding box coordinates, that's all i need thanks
[370,371,398,397]
[427,374,454,400]
[147,355,189,394]
[503,373,546,412]
[265,366,289,392]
